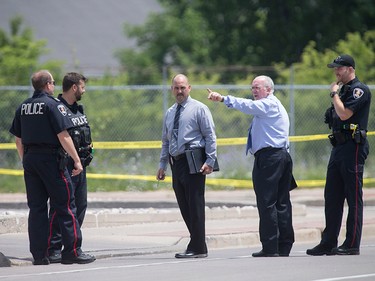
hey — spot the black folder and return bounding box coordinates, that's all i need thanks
[185,149,219,174]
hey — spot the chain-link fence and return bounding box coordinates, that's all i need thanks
[1,84,375,190]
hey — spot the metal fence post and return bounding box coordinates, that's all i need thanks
[289,65,296,160]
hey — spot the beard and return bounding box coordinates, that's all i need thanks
[75,91,82,101]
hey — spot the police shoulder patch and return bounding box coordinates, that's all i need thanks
[57,104,68,116]
[352,88,364,99]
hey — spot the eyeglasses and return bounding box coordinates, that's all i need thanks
[251,86,265,90]
[47,81,56,86]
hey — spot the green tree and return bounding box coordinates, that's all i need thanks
[115,3,212,84]
[0,16,44,85]
[0,16,63,143]
[251,0,374,65]
[275,31,375,85]
[116,0,375,84]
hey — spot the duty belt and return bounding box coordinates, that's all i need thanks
[329,129,367,146]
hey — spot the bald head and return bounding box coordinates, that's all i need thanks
[31,70,54,95]
[171,74,189,85]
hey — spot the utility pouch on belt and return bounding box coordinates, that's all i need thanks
[78,146,93,167]
[57,148,69,171]
[81,154,93,167]
[328,134,337,146]
[353,128,367,144]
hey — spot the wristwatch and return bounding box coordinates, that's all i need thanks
[330,91,338,98]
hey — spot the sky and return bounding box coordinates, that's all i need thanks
[0,0,162,76]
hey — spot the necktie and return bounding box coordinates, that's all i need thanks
[170,104,182,156]
[246,123,252,155]
[174,104,182,130]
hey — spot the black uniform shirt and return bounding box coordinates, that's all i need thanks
[332,77,371,131]
[9,91,73,146]
[57,94,92,148]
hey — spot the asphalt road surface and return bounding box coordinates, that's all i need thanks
[1,240,375,281]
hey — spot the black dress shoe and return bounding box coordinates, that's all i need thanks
[332,245,360,255]
[306,244,335,256]
[33,257,50,265]
[48,252,62,263]
[175,251,208,259]
[252,250,279,257]
[61,252,96,264]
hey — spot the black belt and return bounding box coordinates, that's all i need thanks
[24,145,59,154]
[171,153,186,161]
[254,147,283,157]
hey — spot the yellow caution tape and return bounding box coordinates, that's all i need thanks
[0,143,17,149]
[1,168,375,188]
[289,134,328,142]
[1,132,374,149]
[1,132,374,188]
[0,168,23,176]
[93,141,162,149]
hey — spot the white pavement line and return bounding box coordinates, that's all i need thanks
[0,257,242,279]
[312,273,375,281]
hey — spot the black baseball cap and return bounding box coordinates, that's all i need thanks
[327,54,355,69]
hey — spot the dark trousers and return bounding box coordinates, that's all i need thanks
[252,148,295,254]
[321,140,369,249]
[23,152,82,260]
[170,156,207,254]
[48,161,87,255]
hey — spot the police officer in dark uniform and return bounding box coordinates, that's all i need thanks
[48,72,93,263]
[9,70,95,265]
[307,55,371,256]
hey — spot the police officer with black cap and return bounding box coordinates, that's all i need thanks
[48,72,94,263]
[9,70,95,265]
[307,55,371,256]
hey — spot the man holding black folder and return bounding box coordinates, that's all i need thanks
[208,75,296,257]
[156,74,217,259]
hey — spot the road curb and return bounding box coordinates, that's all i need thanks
[0,204,306,234]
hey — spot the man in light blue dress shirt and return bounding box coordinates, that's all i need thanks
[157,74,217,258]
[208,75,295,257]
